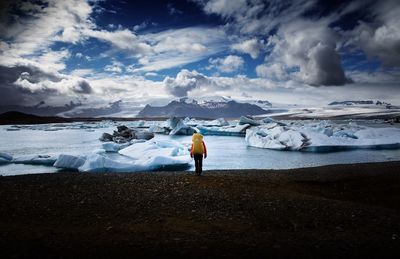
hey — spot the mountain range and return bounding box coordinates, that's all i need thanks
[137,97,273,118]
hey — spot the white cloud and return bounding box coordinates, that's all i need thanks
[35,49,71,72]
[208,55,244,73]
[104,60,124,73]
[132,27,228,72]
[163,69,279,98]
[232,38,263,59]
[145,72,158,77]
[256,63,288,81]
[266,19,349,86]
[133,21,148,31]
[75,52,91,61]
[1,0,93,57]
[196,0,318,35]
[351,0,400,67]
[71,69,95,77]
[84,28,153,58]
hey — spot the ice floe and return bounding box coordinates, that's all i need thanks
[99,125,154,143]
[246,120,400,152]
[53,154,86,170]
[197,124,251,136]
[52,140,191,173]
[12,155,58,166]
[0,152,13,164]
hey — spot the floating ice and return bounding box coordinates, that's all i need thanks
[203,118,230,127]
[54,154,86,170]
[12,155,58,166]
[74,140,191,173]
[148,125,170,134]
[239,116,261,126]
[0,152,13,161]
[197,124,251,136]
[169,120,196,135]
[246,126,308,150]
[78,154,137,173]
[246,120,400,152]
[101,139,146,152]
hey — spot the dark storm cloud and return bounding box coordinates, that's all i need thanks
[73,80,92,94]
[0,65,60,105]
[0,65,93,106]
[351,0,400,67]
[0,65,62,84]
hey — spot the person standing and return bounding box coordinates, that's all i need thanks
[190,133,207,176]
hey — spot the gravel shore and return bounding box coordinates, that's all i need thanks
[1,161,400,258]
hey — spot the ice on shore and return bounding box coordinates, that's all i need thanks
[53,140,191,173]
[54,154,86,170]
[246,120,400,152]
[12,155,58,166]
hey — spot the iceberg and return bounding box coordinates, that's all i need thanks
[0,152,13,161]
[101,142,132,152]
[246,120,400,152]
[100,125,154,143]
[239,116,261,126]
[12,155,58,166]
[148,125,170,134]
[78,154,139,173]
[0,158,10,165]
[54,154,86,170]
[245,126,308,150]
[197,124,251,136]
[75,140,191,173]
[0,152,13,165]
[202,118,230,127]
[169,120,196,135]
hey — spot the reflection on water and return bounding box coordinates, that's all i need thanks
[1,122,400,176]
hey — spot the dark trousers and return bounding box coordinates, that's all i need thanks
[193,154,203,175]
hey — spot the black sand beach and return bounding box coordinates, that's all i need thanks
[1,162,400,258]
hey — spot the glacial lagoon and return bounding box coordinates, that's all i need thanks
[1,120,400,176]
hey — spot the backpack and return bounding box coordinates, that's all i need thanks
[192,133,204,155]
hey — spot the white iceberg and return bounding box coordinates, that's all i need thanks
[0,152,13,165]
[0,152,13,161]
[169,120,196,135]
[12,155,58,166]
[78,154,139,173]
[239,116,261,126]
[75,140,191,173]
[245,126,308,150]
[148,125,170,134]
[101,142,132,152]
[246,120,400,152]
[197,124,251,136]
[202,118,230,127]
[54,154,86,170]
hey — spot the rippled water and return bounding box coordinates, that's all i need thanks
[1,121,400,176]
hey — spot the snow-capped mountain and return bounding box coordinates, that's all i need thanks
[137,97,271,118]
[328,100,375,106]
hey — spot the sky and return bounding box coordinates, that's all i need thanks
[0,0,399,109]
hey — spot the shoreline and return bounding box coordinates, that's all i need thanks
[1,161,400,257]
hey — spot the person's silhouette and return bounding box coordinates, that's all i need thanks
[190,133,207,176]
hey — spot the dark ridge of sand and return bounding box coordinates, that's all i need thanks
[1,162,400,258]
